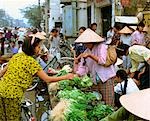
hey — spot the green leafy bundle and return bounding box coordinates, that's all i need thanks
[58,89,97,121]
[56,70,68,76]
[58,75,93,90]
[64,105,88,121]
[52,67,114,121]
[57,89,97,104]
[88,103,114,120]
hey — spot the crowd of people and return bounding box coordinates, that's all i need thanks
[73,22,150,120]
[0,21,149,121]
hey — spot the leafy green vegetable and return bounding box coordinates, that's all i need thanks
[56,70,68,76]
[57,89,98,104]
[58,74,93,90]
[59,80,74,90]
[53,68,113,121]
[88,103,114,120]
[65,107,88,121]
[80,75,93,87]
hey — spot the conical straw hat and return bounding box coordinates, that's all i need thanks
[119,26,133,34]
[75,28,104,43]
[37,31,46,36]
[120,88,150,120]
[29,33,46,40]
[130,26,137,30]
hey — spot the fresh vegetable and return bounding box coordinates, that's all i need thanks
[59,80,74,90]
[58,75,93,90]
[56,70,68,76]
[61,65,72,73]
[50,66,114,121]
[80,75,93,87]
[64,105,88,121]
[88,103,114,120]
[57,89,86,103]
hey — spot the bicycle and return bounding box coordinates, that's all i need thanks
[21,99,35,121]
[0,54,73,121]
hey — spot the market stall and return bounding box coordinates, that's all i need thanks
[47,65,114,121]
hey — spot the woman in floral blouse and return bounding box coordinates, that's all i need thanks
[0,36,74,121]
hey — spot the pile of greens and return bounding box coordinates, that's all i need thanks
[58,89,96,121]
[51,66,114,121]
[59,75,93,90]
[56,70,68,76]
[87,103,114,120]
[57,89,97,104]
[57,89,114,121]
[57,70,93,90]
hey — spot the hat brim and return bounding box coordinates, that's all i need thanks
[119,26,133,34]
[120,88,150,120]
[29,33,46,40]
[75,28,104,43]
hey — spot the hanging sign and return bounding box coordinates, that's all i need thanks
[121,0,130,7]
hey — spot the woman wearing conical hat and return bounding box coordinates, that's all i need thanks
[119,26,133,70]
[119,26,133,46]
[75,29,116,106]
[100,88,150,121]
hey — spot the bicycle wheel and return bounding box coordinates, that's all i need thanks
[26,78,39,91]
[21,105,35,121]
[60,44,73,57]
[21,99,36,121]
[59,57,74,68]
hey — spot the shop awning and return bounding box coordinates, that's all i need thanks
[115,16,139,24]
[60,0,71,4]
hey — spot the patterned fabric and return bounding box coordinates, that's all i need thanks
[0,52,42,98]
[0,96,22,121]
[91,78,114,106]
[111,33,120,45]
[99,78,114,106]
[129,45,150,72]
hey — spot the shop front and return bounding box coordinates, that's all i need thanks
[94,0,112,36]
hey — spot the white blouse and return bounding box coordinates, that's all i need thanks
[114,78,139,95]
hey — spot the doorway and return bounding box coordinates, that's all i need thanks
[101,5,112,37]
[87,6,91,28]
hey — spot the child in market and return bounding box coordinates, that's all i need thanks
[114,69,139,107]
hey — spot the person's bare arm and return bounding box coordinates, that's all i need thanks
[133,78,140,86]
[37,70,74,83]
[0,65,8,77]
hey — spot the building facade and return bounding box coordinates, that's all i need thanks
[60,0,87,37]
[60,0,112,37]
[49,0,63,31]
[59,0,149,37]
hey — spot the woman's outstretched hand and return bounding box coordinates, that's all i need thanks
[65,73,77,80]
